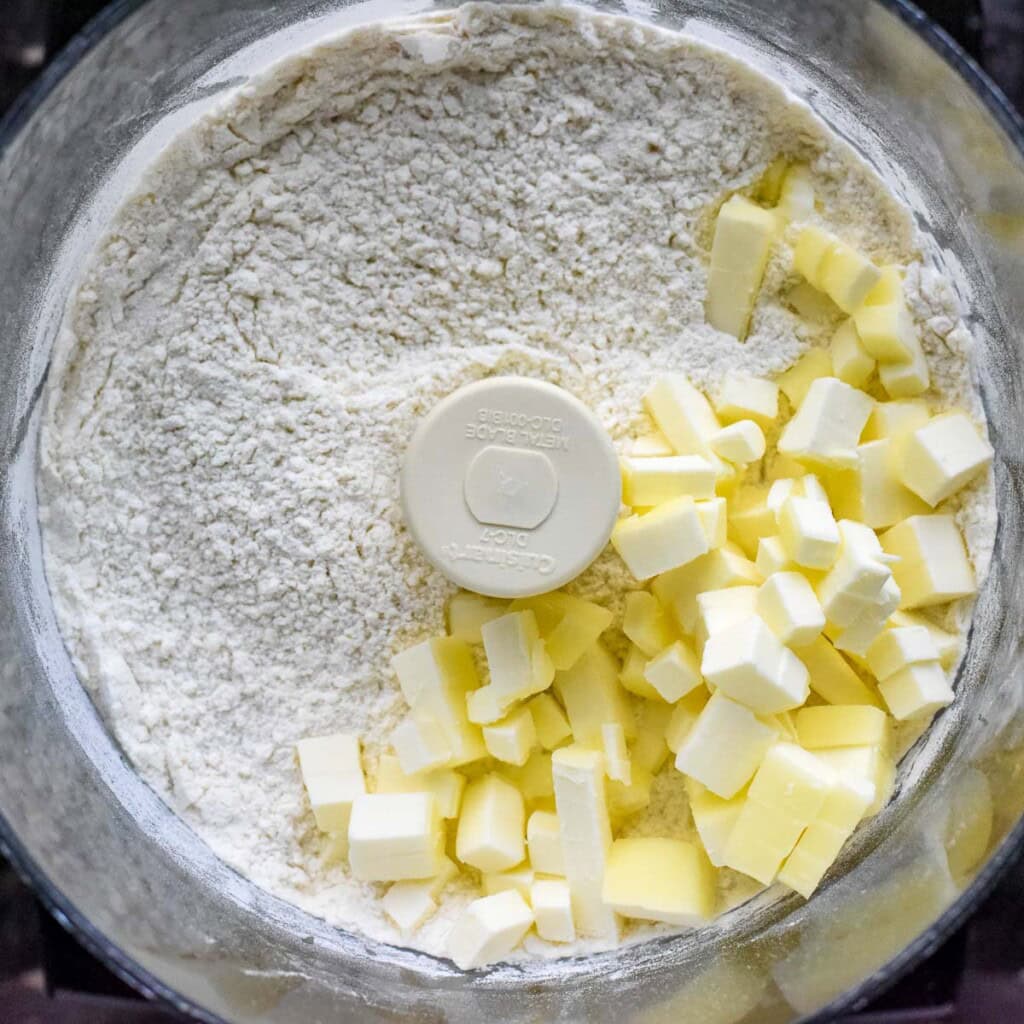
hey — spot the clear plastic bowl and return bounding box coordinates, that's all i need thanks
[1,1,1023,1021]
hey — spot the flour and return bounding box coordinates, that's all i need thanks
[38,3,995,961]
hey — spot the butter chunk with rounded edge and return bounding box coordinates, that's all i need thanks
[446,891,534,970]
[685,778,746,867]
[715,376,779,426]
[701,616,810,713]
[778,377,874,470]
[527,810,564,875]
[643,375,721,457]
[621,455,717,507]
[296,733,366,835]
[348,793,444,882]
[795,705,890,749]
[623,591,675,657]
[778,496,840,570]
[830,319,875,388]
[602,837,715,925]
[757,572,826,647]
[878,661,953,721]
[456,773,526,873]
[778,349,833,408]
[881,515,975,609]
[447,592,508,644]
[526,693,572,751]
[711,421,766,464]
[644,640,703,703]
[675,692,775,798]
[612,496,710,580]
[898,413,993,507]
[483,706,537,767]
[374,754,465,820]
[470,611,554,724]
[532,878,576,943]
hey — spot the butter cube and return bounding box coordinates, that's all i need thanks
[391,638,486,766]
[675,692,775,798]
[776,819,850,898]
[778,348,833,408]
[881,515,975,608]
[447,592,508,644]
[601,723,632,785]
[483,706,537,767]
[829,439,930,530]
[632,700,673,774]
[816,519,893,627]
[608,768,654,823]
[348,793,443,881]
[818,773,877,832]
[793,225,834,287]
[554,643,634,745]
[862,263,903,306]
[382,857,458,932]
[644,640,703,703]
[715,376,779,426]
[864,399,931,441]
[712,421,766,465]
[654,547,762,632]
[756,536,793,578]
[878,332,930,398]
[623,591,676,657]
[527,810,564,875]
[620,644,660,701]
[778,377,874,470]
[482,864,535,900]
[696,496,728,549]
[374,755,466,820]
[603,837,715,926]
[778,496,840,570]
[628,431,675,457]
[543,595,614,672]
[830,319,875,388]
[456,773,526,872]
[612,497,710,580]
[814,744,894,816]
[505,751,554,806]
[728,485,777,556]
[853,296,918,364]
[794,705,890,749]
[446,891,534,970]
[296,733,366,836]
[695,585,760,651]
[796,636,883,707]
[819,240,883,314]
[828,575,901,657]
[392,713,452,775]
[665,688,711,753]
[551,745,620,939]
[889,610,960,668]
[701,616,810,713]
[621,454,717,507]
[531,878,576,943]
[777,164,816,222]
[898,413,993,507]
[722,800,806,886]
[757,572,826,647]
[470,611,554,723]
[685,778,745,867]
[526,693,572,750]
[705,195,778,340]
[643,375,721,457]
[878,661,953,720]
[867,626,940,680]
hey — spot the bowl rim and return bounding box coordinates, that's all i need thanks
[1,1,1022,1021]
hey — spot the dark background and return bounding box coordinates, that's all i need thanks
[1,1,1023,1021]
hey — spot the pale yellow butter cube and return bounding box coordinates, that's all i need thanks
[627,431,675,457]
[715,376,779,426]
[374,754,465,819]
[643,375,721,457]
[814,744,893,816]
[696,496,728,549]
[446,891,534,970]
[654,547,762,632]
[505,751,554,806]
[665,688,711,753]
[391,637,486,766]
[694,585,760,651]
[711,421,766,465]
[531,878,576,943]
[829,439,930,530]
[555,643,634,745]
[705,195,778,340]
[447,592,508,644]
[757,571,826,647]
[383,857,458,931]
[632,700,673,774]
[482,864,535,900]
[685,778,746,867]
[863,399,931,441]
[878,331,930,398]
[644,640,703,703]
[862,264,903,306]
[621,454,717,507]
[456,773,526,873]
[777,821,849,898]
[819,240,882,314]
[551,745,620,940]
[888,610,960,668]
[778,348,833,408]
[778,377,874,470]
[898,412,993,507]
[675,692,775,798]
[853,297,919,364]
[348,793,444,882]
[602,837,715,925]
[526,693,572,751]
[721,799,807,885]
[620,643,660,701]
[778,496,840,570]
[828,575,901,657]
[867,626,940,680]
[793,225,834,287]
[748,743,835,822]
[830,319,875,388]
[728,485,777,556]
[794,705,890,749]
[766,478,798,517]
[701,616,810,713]
[608,768,654,823]
[470,611,554,724]
[612,496,710,581]
[878,661,953,721]
[483,706,537,767]
[526,810,564,875]
[296,732,366,835]
[819,773,876,831]
[756,536,793,577]
[601,723,632,785]
[796,637,883,708]
[816,519,893,627]
[392,712,452,776]
[623,591,675,657]
[543,594,614,672]
[881,515,975,608]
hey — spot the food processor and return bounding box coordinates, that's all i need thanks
[1,1,1023,1020]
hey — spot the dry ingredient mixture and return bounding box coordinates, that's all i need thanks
[38,4,996,962]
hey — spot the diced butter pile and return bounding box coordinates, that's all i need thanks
[291,197,991,970]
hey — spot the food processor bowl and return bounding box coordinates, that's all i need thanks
[1,1,1023,1020]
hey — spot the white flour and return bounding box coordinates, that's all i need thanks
[38,4,995,960]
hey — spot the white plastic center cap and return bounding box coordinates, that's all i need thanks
[400,377,621,598]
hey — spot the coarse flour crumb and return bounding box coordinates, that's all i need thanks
[38,4,996,959]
